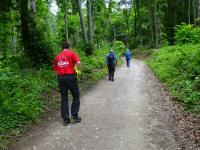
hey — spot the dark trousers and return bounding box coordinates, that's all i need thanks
[126,59,131,67]
[58,75,80,120]
[107,64,115,80]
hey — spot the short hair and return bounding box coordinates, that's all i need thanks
[62,41,70,49]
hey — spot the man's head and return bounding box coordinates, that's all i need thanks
[110,50,114,53]
[62,41,70,49]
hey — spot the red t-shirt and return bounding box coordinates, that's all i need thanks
[54,49,80,75]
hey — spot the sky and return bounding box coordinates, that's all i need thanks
[50,0,132,15]
[50,0,58,15]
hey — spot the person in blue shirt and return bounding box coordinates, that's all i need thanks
[106,50,117,81]
[125,49,131,67]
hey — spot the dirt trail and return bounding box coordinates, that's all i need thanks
[12,59,178,150]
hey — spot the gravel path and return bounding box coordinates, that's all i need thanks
[12,59,178,150]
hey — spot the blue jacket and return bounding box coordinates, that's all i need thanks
[125,50,131,60]
[106,52,117,65]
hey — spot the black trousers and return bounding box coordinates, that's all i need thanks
[107,64,115,79]
[58,75,80,120]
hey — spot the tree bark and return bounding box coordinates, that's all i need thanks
[134,0,137,39]
[30,0,37,18]
[76,0,88,44]
[3,21,7,57]
[198,0,200,17]
[20,0,31,51]
[154,0,158,48]
[125,6,130,48]
[105,0,112,46]
[87,0,93,44]
[189,0,191,24]
[12,27,17,55]
[150,2,154,46]
[65,12,69,41]
[194,0,196,26]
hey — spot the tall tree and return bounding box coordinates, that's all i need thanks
[19,0,52,65]
[87,0,93,44]
[189,0,191,24]
[76,0,88,44]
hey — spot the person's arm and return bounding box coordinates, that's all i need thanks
[73,52,82,71]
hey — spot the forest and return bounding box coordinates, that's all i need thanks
[1,0,200,149]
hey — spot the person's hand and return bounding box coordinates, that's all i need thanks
[75,66,81,75]
[76,69,81,75]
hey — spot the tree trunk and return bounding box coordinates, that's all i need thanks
[189,0,191,24]
[105,0,112,45]
[136,0,142,46]
[134,0,137,39]
[30,0,36,18]
[97,37,101,49]
[12,27,17,55]
[87,0,93,44]
[3,22,7,57]
[155,0,158,48]
[65,12,69,41]
[125,8,130,48]
[113,27,116,41]
[198,0,200,18]
[158,18,162,48]
[76,0,88,44]
[20,0,30,52]
[150,2,154,46]
[194,0,197,26]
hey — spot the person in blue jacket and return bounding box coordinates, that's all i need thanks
[125,49,131,67]
[106,50,117,81]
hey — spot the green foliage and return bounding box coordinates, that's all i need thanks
[147,44,200,112]
[0,58,57,147]
[112,41,126,56]
[175,24,200,45]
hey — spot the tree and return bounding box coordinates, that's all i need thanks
[19,0,52,65]
[76,0,88,44]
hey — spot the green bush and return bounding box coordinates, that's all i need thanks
[147,44,200,112]
[0,60,57,148]
[112,41,126,56]
[175,23,200,44]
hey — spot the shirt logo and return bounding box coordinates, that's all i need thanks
[58,61,69,67]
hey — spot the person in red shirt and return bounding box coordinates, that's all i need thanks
[54,41,82,126]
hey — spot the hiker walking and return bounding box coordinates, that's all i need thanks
[54,41,82,126]
[125,49,131,67]
[106,50,117,81]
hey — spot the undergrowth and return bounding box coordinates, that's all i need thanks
[147,44,200,113]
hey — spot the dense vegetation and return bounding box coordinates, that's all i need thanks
[148,24,200,113]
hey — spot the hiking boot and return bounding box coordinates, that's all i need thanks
[63,118,70,126]
[71,116,81,123]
